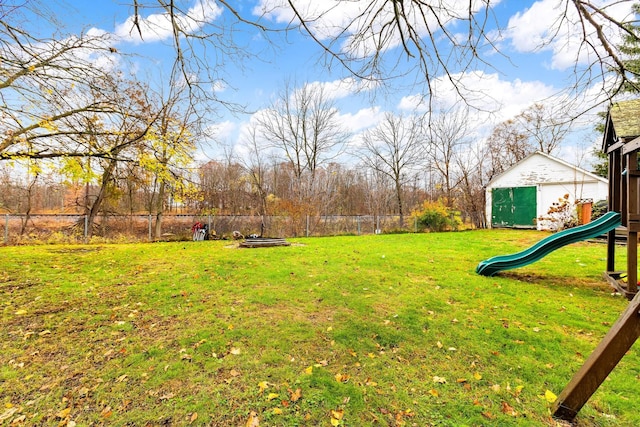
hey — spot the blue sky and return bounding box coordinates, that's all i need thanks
[32,0,640,167]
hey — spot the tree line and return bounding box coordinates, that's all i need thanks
[1,90,573,237]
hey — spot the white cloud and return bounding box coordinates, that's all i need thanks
[212,80,226,93]
[301,77,378,101]
[399,71,558,122]
[208,120,236,141]
[114,0,223,44]
[504,0,635,71]
[337,106,384,132]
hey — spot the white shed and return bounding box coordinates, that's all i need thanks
[486,151,608,230]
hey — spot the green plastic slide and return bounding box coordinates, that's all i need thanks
[476,211,621,276]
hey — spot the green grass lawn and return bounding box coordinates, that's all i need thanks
[1,230,639,426]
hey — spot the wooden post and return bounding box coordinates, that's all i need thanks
[607,149,622,272]
[553,291,640,421]
[627,151,639,296]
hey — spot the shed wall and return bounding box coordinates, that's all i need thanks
[486,153,608,230]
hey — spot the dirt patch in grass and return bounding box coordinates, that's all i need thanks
[46,246,106,254]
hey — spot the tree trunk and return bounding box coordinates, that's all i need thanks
[153,180,166,239]
[395,178,404,228]
[85,159,117,237]
[19,175,38,236]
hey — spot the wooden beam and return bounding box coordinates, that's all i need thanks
[553,291,640,421]
[606,141,625,154]
[623,136,640,155]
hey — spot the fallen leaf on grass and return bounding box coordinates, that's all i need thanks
[258,381,269,394]
[272,408,283,415]
[15,309,27,315]
[429,389,439,397]
[289,388,302,402]
[101,406,113,418]
[11,414,26,424]
[501,401,517,416]
[543,389,557,403]
[513,385,524,397]
[56,407,71,419]
[267,393,279,401]
[0,407,20,421]
[432,376,447,384]
[474,372,482,380]
[159,393,175,401]
[482,411,495,419]
[335,373,350,383]
[245,411,259,427]
[189,412,198,424]
[330,408,344,426]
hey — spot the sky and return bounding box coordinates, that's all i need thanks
[26,0,640,169]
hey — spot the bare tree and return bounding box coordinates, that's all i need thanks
[516,103,572,154]
[257,80,350,206]
[426,107,471,207]
[483,119,533,183]
[238,122,274,234]
[356,112,425,227]
[455,146,488,228]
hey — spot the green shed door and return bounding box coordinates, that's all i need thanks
[492,186,536,227]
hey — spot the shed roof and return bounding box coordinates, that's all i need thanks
[486,151,607,188]
[609,99,640,139]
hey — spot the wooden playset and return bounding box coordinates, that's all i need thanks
[553,99,640,421]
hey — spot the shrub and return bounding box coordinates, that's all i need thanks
[411,200,460,232]
[538,194,579,231]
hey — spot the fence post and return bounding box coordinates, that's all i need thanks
[357,216,361,236]
[148,214,152,241]
[414,217,418,233]
[84,215,88,243]
[306,215,309,237]
[4,214,8,244]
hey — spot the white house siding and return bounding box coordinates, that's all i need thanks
[485,152,609,230]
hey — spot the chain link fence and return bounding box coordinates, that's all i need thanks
[1,213,418,245]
